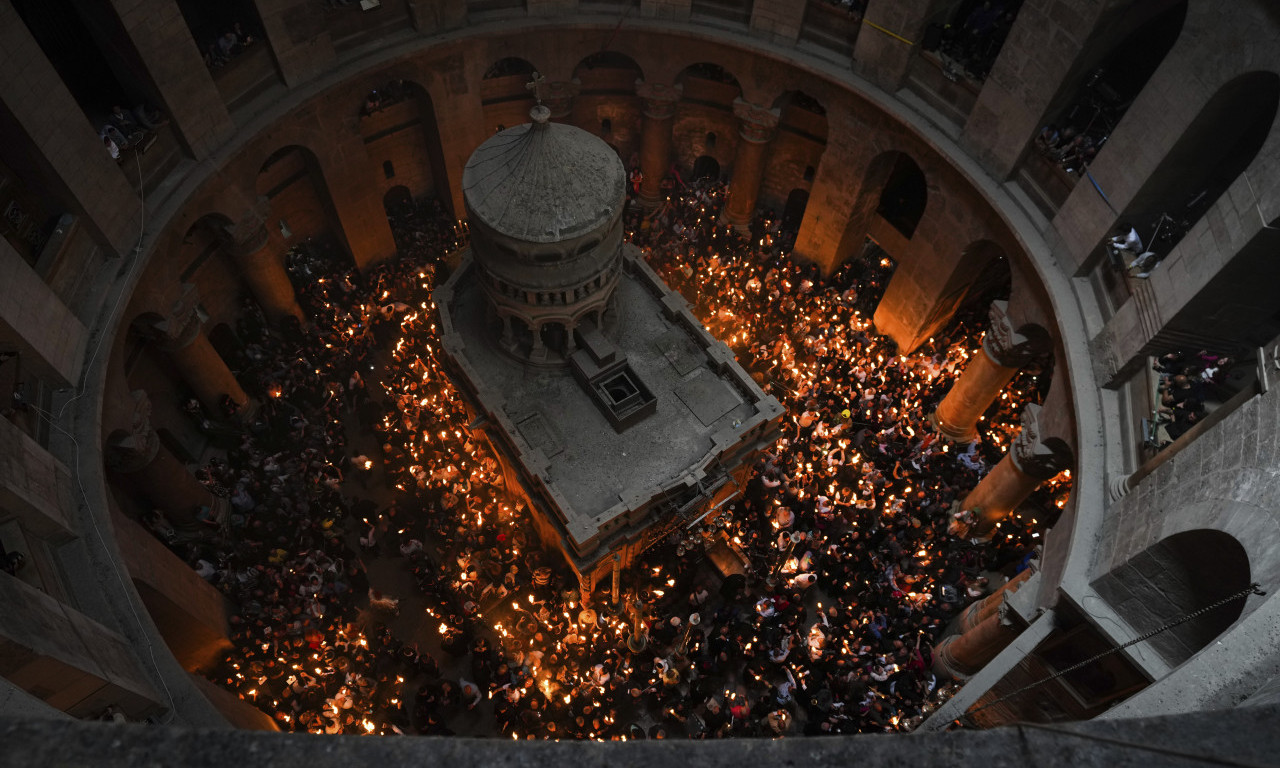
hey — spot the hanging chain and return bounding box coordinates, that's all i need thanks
[960,582,1267,721]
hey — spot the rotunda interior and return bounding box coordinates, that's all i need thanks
[1,0,1280,758]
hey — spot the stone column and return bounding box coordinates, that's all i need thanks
[107,391,215,524]
[102,0,235,157]
[853,0,939,93]
[961,404,1070,536]
[933,300,1047,441]
[0,1,139,256]
[0,570,165,718]
[113,509,232,671]
[249,0,336,88]
[544,81,579,123]
[934,602,1019,679]
[156,285,250,414]
[636,81,683,208]
[724,100,780,231]
[228,210,304,323]
[957,566,1034,633]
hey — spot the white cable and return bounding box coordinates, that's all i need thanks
[57,148,148,420]
[40,146,179,723]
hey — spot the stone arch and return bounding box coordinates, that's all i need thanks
[254,144,344,252]
[572,52,644,161]
[482,58,541,134]
[675,62,742,96]
[673,63,743,177]
[383,184,412,214]
[761,91,827,214]
[920,240,1016,350]
[781,188,809,233]
[573,51,644,93]
[829,150,930,268]
[359,80,451,214]
[692,155,721,181]
[1094,528,1250,668]
[484,56,538,80]
[1103,71,1280,275]
[875,152,928,240]
[1031,0,1187,183]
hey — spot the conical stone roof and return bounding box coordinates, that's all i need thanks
[462,106,626,244]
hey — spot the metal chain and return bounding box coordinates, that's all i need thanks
[960,582,1267,721]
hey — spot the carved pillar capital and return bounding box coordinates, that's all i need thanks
[983,300,1048,368]
[105,390,160,472]
[157,283,203,350]
[732,98,780,143]
[637,81,682,119]
[229,202,271,257]
[1009,404,1071,480]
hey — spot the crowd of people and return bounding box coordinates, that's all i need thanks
[147,171,1065,738]
[201,21,259,70]
[935,0,1022,83]
[1149,348,1235,447]
[98,103,165,162]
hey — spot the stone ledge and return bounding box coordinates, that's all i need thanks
[4,703,1280,767]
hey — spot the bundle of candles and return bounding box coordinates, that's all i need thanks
[192,181,1067,739]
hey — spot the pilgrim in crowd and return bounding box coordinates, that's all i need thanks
[149,172,1065,738]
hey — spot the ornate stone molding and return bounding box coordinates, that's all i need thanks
[105,390,160,472]
[1009,404,1071,480]
[229,200,271,257]
[636,80,682,120]
[732,98,780,143]
[158,283,203,350]
[983,300,1047,368]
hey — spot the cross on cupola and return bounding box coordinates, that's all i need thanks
[526,71,547,105]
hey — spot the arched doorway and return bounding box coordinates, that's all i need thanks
[481,57,540,134]
[1094,529,1251,667]
[572,51,644,159]
[674,63,742,179]
[359,81,452,215]
[764,91,827,215]
[875,153,928,240]
[1024,0,1187,214]
[383,185,412,216]
[692,155,721,181]
[256,145,353,285]
[781,188,809,234]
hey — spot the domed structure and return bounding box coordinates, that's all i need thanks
[437,97,783,601]
[463,105,627,364]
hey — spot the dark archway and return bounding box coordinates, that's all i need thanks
[1094,529,1251,667]
[692,155,721,181]
[913,239,1011,348]
[360,81,452,215]
[781,188,809,233]
[483,57,538,81]
[673,64,741,180]
[1106,71,1280,275]
[763,91,827,214]
[573,51,644,94]
[1023,0,1188,214]
[383,185,412,214]
[256,145,341,246]
[875,153,928,240]
[482,58,541,134]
